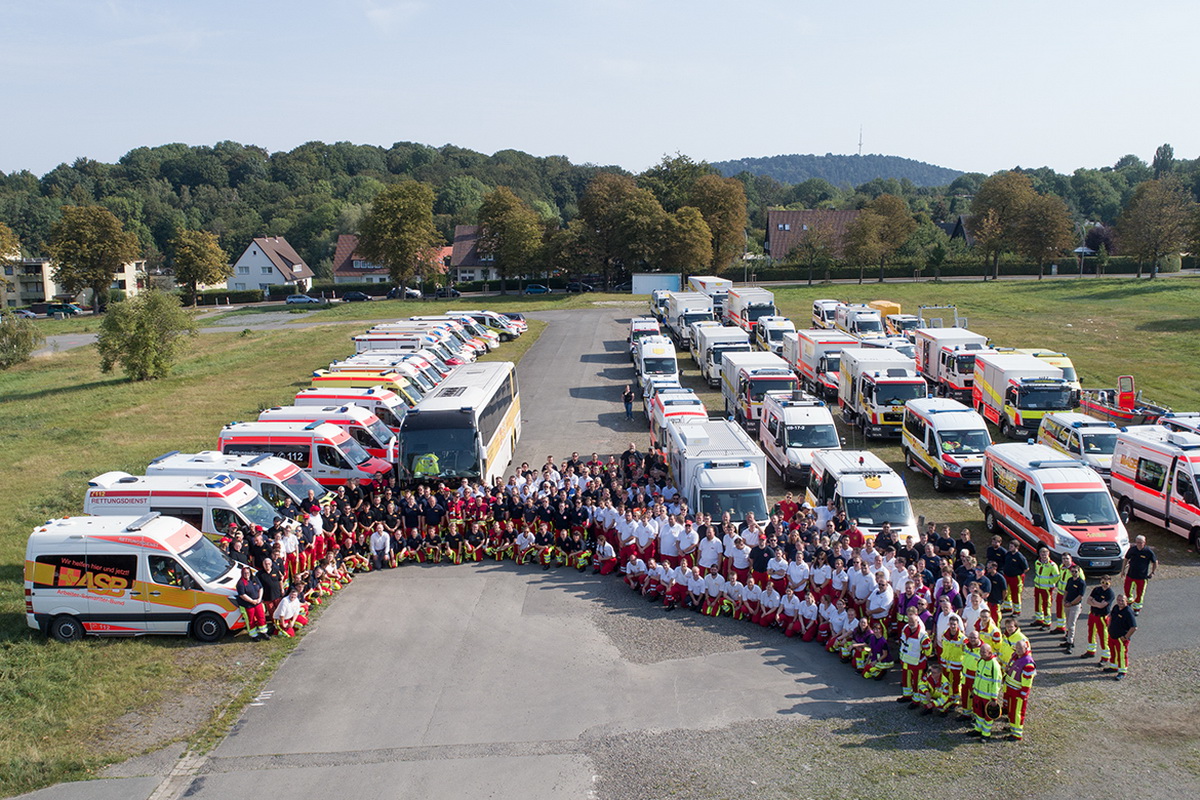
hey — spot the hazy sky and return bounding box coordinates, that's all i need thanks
[2,0,1195,177]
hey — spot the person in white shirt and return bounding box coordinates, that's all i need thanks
[369,524,392,572]
[593,537,618,575]
[622,554,648,591]
[663,563,691,610]
[859,540,880,565]
[961,590,985,632]
[786,553,810,596]
[728,537,752,584]
[697,528,724,572]
[684,567,707,611]
[676,520,700,568]
[793,591,820,641]
[739,513,763,548]
[617,511,638,563]
[815,499,836,531]
[661,482,679,502]
[658,515,683,567]
[700,568,726,615]
[889,557,910,598]
[830,557,849,605]
[823,598,847,651]
[809,550,833,599]
[767,548,790,594]
[740,578,763,622]
[849,560,874,613]
[866,573,895,623]
[272,587,309,637]
[779,587,803,635]
[829,601,858,657]
[632,515,657,562]
[815,595,836,643]
[722,574,744,618]
[642,559,667,601]
[757,583,783,628]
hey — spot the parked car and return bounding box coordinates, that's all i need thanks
[434,287,461,298]
[47,303,84,316]
[342,291,372,302]
[565,281,594,293]
[502,312,528,332]
[386,286,422,299]
[285,294,323,305]
[11,309,37,319]
[523,284,551,295]
[611,281,633,293]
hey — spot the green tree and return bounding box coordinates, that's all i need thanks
[47,206,139,313]
[687,174,748,273]
[542,219,599,280]
[1117,177,1194,278]
[867,194,917,282]
[0,315,44,370]
[171,229,230,305]
[638,153,716,212]
[657,206,712,274]
[843,211,885,284]
[1015,193,1075,279]
[579,173,667,286]
[356,181,443,289]
[786,219,837,285]
[477,187,543,294]
[95,289,198,380]
[968,171,1036,280]
[1152,143,1175,178]
[0,221,20,309]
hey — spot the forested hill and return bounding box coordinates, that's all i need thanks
[712,153,963,188]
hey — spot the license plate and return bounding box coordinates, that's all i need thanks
[1090,560,1110,568]
[968,480,980,486]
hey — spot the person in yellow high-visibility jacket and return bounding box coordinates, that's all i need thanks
[938,615,965,709]
[968,643,1003,740]
[958,630,983,720]
[1031,547,1060,628]
[996,615,1030,666]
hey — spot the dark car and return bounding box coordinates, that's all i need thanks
[523,284,551,295]
[611,281,633,293]
[342,291,372,302]
[434,287,461,298]
[565,281,594,293]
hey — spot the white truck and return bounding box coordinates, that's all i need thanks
[752,315,796,356]
[834,304,886,339]
[664,291,715,347]
[663,419,769,521]
[838,348,927,438]
[635,335,680,397]
[688,320,726,363]
[972,353,1076,439]
[812,299,842,329]
[724,287,776,332]
[804,450,917,540]
[693,324,751,386]
[758,390,840,487]
[914,327,992,403]
[687,275,733,317]
[785,329,858,401]
[721,350,798,434]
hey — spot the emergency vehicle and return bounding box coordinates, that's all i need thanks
[84,472,280,537]
[294,385,409,433]
[758,390,840,487]
[914,327,992,402]
[804,451,916,540]
[687,275,733,316]
[146,451,334,510]
[647,386,708,447]
[310,369,421,408]
[980,443,1128,572]
[1110,427,1200,548]
[664,291,714,347]
[635,335,679,397]
[1035,412,1118,482]
[649,288,672,322]
[972,353,1076,439]
[752,316,796,356]
[410,315,500,351]
[812,299,842,329]
[1014,348,1081,391]
[447,310,522,341]
[855,334,916,361]
[369,323,478,362]
[720,350,798,434]
[258,405,397,462]
[628,317,662,361]
[1159,412,1200,436]
[724,287,776,332]
[663,419,769,521]
[25,513,243,642]
[901,397,991,492]
[834,304,885,339]
[218,421,392,486]
[688,320,726,364]
[328,356,437,396]
[354,331,466,369]
[693,324,751,387]
[838,348,927,438]
[885,313,921,340]
[784,329,858,401]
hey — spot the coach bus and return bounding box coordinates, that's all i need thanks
[397,361,520,484]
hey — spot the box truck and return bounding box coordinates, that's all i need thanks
[663,419,769,521]
[838,348,927,438]
[972,353,1076,439]
[724,287,776,332]
[785,329,858,401]
[721,350,798,433]
[693,324,752,387]
[914,327,992,402]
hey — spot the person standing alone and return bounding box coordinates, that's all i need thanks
[622,385,635,421]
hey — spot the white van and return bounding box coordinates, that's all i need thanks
[85,472,283,536]
[804,450,916,540]
[258,404,397,462]
[1036,412,1118,482]
[147,451,333,511]
[812,299,842,329]
[758,390,840,488]
[25,513,243,642]
[901,397,992,492]
[979,442,1129,573]
[1110,427,1200,548]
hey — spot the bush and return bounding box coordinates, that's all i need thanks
[96,290,199,380]
[194,288,266,305]
[0,316,44,370]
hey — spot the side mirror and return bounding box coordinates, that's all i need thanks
[182,575,197,590]
[1031,513,1045,529]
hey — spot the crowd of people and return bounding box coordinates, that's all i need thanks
[218,443,1157,742]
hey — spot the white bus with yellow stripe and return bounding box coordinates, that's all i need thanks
[397,362,520,484]
[25,513,243,643]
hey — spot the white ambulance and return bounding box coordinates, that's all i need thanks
[901,397,991,492]
[804,450,916,540]
[147,451,333,510]
[1035,412,1119,482]
[811,299,842,329]
[218,421,393,486]
[294,385,409,433]
[758,390,840,488]
[258,404,397,462]
[1110,427,1200,548]
[1158,412,1200,436]
[647,386,707,448]
[25,513,243,642]
[84,472,282,536]
[979,442,1128,573]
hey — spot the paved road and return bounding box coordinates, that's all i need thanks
[20,306,1200,800]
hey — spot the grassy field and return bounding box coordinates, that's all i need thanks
[0,318,544,797]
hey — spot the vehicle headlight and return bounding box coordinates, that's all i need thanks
[1117,532,1129,548]
[1055,531,1079,550]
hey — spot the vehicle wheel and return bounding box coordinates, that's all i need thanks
[1117,498,1134,526]
[1000,419,1012,439]
[984,507,999,534]
[932,472,945,493]
[1190,527,1200,552]
[50,614,84,643]
[191,611,227,643]
[904,448,913,468]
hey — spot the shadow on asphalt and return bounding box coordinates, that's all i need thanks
[569,386,626,401]
[579,352,630,364]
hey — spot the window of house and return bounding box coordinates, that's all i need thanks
[259,283,270,292]
[238,266,250,275]
[261,266,273,275]
[234,283,246,290]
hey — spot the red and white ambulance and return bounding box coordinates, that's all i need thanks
[84,471,281,536]
[218,421,392,486]
[294,385,409,434]
[1110,427,1200,548]
[147,450,334,510]
[258,404,397,462]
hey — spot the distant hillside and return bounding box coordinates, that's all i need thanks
[712,153,963,188]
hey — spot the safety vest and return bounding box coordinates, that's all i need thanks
[413,452,440,477]
[974,657,1002,699]
[899,625,927,665]
[1005,653,1037,691]
[961,642,981,676]
[1033,560,1060,590]
[940,630,964,667]
[996,630,1029,665]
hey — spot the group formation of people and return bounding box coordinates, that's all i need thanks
[217,443,1159,741]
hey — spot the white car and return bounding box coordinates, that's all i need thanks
[285,294,323,305]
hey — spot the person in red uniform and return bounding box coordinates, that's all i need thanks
[1106,593,1137,680]
[235,566,268,641]
[1120,535,1157,614]
[1003,638,1037,741]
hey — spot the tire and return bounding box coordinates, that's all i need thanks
[191,611,227,643]
[1117,498,1134,526]
[904,449,914,469]
[50,614,84,643]
[932,472,945,493]
[1000,419,1012,439]
[984,507,999,534]
[1190,527,1200,552]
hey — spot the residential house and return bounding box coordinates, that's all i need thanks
[764,209,862,261]
[331,234,391,285]
[229,236,314,292]
[938,215,976,247]
[449,225,500,283]
[3,257,146,307]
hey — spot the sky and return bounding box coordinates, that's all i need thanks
[2,0,1197,178]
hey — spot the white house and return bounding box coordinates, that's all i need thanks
[228,236,314,293]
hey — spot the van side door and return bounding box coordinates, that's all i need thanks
[83,550,147,634]
[144,554,197,633]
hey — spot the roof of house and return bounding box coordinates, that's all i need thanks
[331,234,388,277]
[451,225,488,268]
[247,236,315,281]
[765,209,862,260]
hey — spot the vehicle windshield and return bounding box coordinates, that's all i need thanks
[280,468,329,502]
[893,344,916,359]
[843,496,913,528]
[698,489,768,520]
[642,357,677,376]
[368,419,395,447]
[399,428,480,479]
[1044,490,1119,525]
[823,354,841,373]
[1081,432,1118,455]
[785,424,840,449]
[683,312,712,327]
[237,493,282,529]
[373,405,402,428]
[632,328,659,341]
[403,368,435,392]
[938,429,992,455]
[340,438,373,466]
[876,383,926,406]
[856,319,884,334]
[399,380,425,403]
[710,344,750,363]
[1018,385,1074,410]
[954,354,977,374]
[896,319,917,331]
[178,536,236,584]
[749,377,797,402]
[747,306,776,323]
[768,328,786,341]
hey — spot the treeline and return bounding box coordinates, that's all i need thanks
[713,153,963,188]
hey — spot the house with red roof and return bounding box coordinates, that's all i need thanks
[764,209,862,261]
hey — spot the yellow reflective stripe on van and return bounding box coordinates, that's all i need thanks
[133,580,238,612]
[485,396,521,469]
